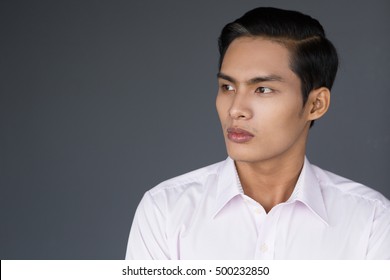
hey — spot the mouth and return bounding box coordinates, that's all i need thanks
[227,127,254,143]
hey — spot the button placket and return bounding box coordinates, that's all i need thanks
[254,206,282,259]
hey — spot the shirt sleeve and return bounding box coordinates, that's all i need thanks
[366,204,390,259]
[125,191,170,260]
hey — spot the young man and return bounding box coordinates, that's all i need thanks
[126,7,390,259]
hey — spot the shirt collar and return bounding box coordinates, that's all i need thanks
[288,157,329,226]
[213,157,243,218]
[213,157,329,226]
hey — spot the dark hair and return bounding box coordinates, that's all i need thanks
[218,7,339,126]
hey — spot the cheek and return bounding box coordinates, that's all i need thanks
[254,99,304,131]
[216,94,229,121]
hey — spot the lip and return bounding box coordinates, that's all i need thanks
[227,127,254,143]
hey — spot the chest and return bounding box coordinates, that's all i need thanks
[168,201,368,259]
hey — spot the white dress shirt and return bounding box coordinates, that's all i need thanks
[126,157,390,259]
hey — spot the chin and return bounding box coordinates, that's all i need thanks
[226,146,262,163]
[226,142,281,164]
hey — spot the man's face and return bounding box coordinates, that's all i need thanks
[216,37,312,164]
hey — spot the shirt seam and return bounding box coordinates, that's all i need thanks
[149,170,218,196]
[319,181,390,210]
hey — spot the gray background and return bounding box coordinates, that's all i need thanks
[1,0,389,259]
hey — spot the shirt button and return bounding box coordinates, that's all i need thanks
[260,243,268,253]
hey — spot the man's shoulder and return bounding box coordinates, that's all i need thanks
[311,163,390,209]
[148,159,225,197]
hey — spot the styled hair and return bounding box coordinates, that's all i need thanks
[218,7,339,126]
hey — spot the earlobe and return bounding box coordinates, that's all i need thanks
[307,87,331,121]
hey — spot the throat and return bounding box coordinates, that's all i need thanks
[235,160,303,213]
[242,181,296,213]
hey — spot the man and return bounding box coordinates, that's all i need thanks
[125,7,390,259]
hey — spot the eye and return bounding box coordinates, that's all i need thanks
[221,84,235,92]
[255,87,273,94]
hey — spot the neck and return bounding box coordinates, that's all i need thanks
[235,153,305,213]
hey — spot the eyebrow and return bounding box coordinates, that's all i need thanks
[217,72,285,85]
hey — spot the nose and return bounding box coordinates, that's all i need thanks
[229,94,252,120]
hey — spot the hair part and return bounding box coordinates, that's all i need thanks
[218,7,339,127]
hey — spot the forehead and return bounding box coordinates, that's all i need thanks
[220,37,295,81]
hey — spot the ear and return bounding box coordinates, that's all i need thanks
[306,87,331,122]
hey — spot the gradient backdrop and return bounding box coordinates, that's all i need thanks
[1,0,389,259]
